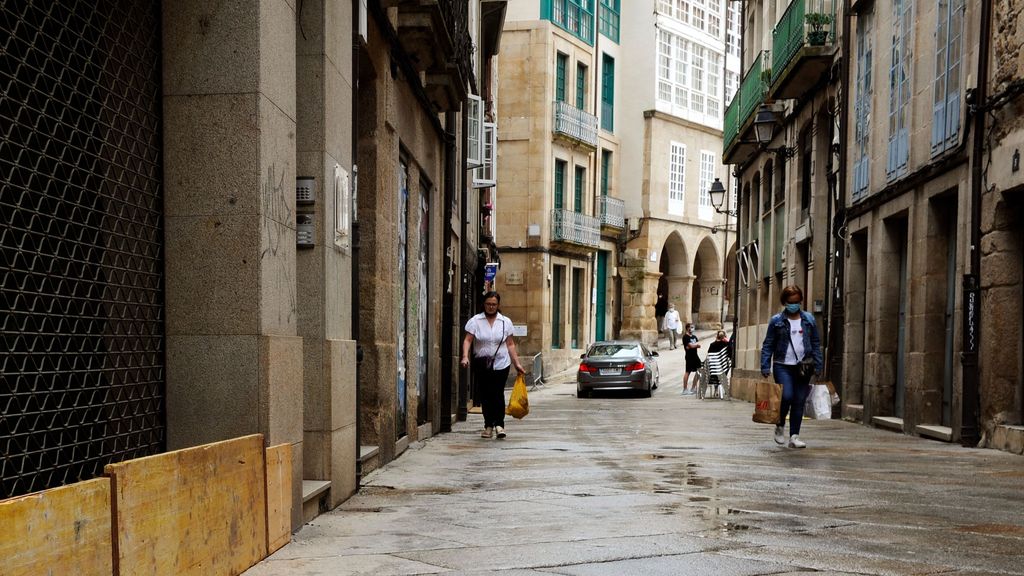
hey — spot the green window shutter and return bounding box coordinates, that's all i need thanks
[600,150,611,196]
[601,54,614,132]
[556,53,567,102]
[576,62,587,109]
[574,166,585,213]
[555,160,566,210]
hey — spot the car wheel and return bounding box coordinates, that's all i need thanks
[641,379,652,398]
[577,386,590,398]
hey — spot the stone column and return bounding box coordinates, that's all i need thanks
[295,0,358,510]
[664,274,694,321]
[619,255,661,347]
[162,0,304,526]
[696,278,726,328]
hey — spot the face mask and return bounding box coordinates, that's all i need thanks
[785,303,801,314]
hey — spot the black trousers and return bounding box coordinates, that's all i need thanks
[474,361,510,428]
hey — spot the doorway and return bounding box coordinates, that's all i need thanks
[595,251,608,341]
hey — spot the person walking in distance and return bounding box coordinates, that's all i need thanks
[663,303,682,349]
[461,291,526,439]
[681,323,702,395]
[760,285,823,448]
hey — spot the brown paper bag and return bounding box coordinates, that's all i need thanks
[752,380,781,424]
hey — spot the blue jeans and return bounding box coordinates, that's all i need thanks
[773,363,811,435]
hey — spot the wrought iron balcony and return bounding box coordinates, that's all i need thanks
[723,93,740,153]
[723,51,769,164]
[553,101,599,149]
[552,209,601,249]
[598,195,625,229]
[769,0,837,100]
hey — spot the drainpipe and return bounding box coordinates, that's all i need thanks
[441,111,457,432]
[827,0,854,391]
[962,0,992,446]
[351,0,363,483]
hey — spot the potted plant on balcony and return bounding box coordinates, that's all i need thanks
[805,12,832,46]
[760,67,773,94]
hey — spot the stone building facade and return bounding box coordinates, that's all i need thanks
[728,0,1023,454]
[979,0,1024,453]
[725,0,840,403]
[493,2,736,376]
[493,1,625,374]
[617,1,740,346]
[0,0,509,529]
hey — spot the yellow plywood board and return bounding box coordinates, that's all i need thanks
[105,434,268,576]
[0,478,113,576]
[264,443,292,554]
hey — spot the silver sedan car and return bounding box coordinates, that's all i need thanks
[576,341,660,398]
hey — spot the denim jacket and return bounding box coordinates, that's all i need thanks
[760,310,823,374]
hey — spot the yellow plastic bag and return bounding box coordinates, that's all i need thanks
[505,374,529,419]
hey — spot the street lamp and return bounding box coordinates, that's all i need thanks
[750,104,796,158]
[708,178,735,217]
[708,178,736,331]
[752,104,778,146]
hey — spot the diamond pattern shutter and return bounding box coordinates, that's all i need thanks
[1,0,165,499]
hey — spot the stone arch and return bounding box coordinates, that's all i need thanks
[693,235,724,328]
[658,231,691,327]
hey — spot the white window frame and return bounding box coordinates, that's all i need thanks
[886,0,913,179]
[467,94,483,169]
[473,122,497,188]
[655,29,722,128]
[932,0,964,154]
[726,1,741,58]
[853,11,874,199]
[698,150,716,220]
[669,141,686,215]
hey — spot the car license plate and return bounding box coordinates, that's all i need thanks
[599,368,621,375]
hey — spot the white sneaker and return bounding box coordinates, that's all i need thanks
[789,435,806,449]
[495,426,506,439]
[481,427,493,438]
[774,425,785,445]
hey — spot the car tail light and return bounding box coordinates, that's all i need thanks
[624,361,645,372]
[578,362,599,373]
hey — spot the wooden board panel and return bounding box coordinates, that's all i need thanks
[264,443,292,554]
[0,478,113,576]
[105,434,268,576]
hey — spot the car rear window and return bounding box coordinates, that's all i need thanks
[587,344,638,358]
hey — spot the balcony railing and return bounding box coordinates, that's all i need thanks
[723,93,740,152]
[598,195,625,229]
[552,209,601,248]
[772,0,837,86]
[739,51,768,128]
[553,101,599,148]
[724,51,769,158]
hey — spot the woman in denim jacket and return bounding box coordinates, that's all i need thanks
[760,285,822,448]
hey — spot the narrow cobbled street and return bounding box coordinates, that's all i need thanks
[247,346,1024,575]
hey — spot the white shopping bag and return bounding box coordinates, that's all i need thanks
[805,384,832,419]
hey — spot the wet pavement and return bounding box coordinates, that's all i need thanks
[245,340,1024,575]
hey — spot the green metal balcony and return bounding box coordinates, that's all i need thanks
[723,51,769,164]
[723,93,740,153]
[769,0,838,100]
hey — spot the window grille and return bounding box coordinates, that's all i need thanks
[1,0,165,499]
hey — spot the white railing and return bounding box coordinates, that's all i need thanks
[553,101,599,147]
[598,195,625,229]
[552,209,601,248]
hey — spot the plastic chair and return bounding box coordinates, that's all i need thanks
[698,348,732,400]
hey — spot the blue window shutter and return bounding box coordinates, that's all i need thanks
[946,91,960,145]
[932,98,946,151]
